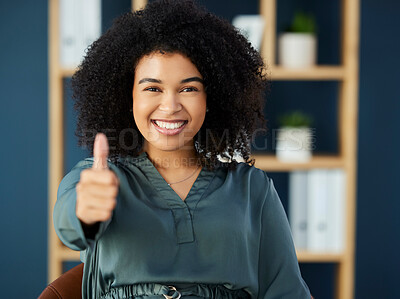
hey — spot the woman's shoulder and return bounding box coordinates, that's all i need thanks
[222,161,273,195]
[228,161,270,181]
[76,158,95,167]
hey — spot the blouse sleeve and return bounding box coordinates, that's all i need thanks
[257,174,311,299]
[53,159,112,251]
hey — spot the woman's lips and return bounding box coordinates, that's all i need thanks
[151,119,188,136]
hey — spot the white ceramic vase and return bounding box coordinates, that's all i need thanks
[275,127,313,162]
[278,33,317,68]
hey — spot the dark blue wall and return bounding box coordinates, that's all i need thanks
[0,0,48,297]
[0,0,398,298]
[355,0,400,298]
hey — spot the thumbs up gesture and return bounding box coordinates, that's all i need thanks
[76,133,119,226]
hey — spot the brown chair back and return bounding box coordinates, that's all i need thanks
[38,263,83,299]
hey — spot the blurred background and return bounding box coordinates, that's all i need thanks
[0,0,399,298]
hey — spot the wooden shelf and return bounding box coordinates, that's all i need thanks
[297,251,344,263]
[252,154,344,171]
[60,67,77,78]
[267,65,346,81]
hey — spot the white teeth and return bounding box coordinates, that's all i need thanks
[154,120,185,129]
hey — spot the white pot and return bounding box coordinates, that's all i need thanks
[278,33,317,68]
[275,127,313,162]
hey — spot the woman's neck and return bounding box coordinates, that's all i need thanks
[143,143,200,170]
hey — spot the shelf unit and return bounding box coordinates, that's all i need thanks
[48,0,359,298]
[257,1,359,299]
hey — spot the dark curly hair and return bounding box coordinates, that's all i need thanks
[71,0,268,170]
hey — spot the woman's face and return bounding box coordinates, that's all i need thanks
[132,52,207,153]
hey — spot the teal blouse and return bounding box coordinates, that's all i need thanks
[54,152,310,299]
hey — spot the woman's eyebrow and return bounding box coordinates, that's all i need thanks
[180,77,204,84]
[138,78,162,84]
[138,77,204,84]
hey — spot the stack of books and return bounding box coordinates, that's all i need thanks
[59,0,101,68]
[289,169,346,252]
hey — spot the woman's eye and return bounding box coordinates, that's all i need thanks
[181,87,198,92]
[144,87,160,92]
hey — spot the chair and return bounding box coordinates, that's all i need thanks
[38,263,84,299]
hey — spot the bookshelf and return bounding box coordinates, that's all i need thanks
[257,1,359,299]
[48,0,359,298]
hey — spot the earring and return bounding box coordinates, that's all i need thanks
[206,107,209,113]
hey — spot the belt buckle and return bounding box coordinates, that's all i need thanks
[163,285,181,299]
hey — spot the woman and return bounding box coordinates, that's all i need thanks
[54,0,311,298]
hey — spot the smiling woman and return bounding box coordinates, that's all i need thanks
[53,0,311,298]
[132,52,207,153]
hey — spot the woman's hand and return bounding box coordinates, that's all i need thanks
[76,133,119,226]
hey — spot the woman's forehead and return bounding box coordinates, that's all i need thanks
[134,52,202,80]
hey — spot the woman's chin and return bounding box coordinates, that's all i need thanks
[144,137,196,153]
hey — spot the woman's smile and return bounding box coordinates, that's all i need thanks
[151,119,188,135]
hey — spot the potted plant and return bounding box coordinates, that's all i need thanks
[275,110,314,162]
[278,11,317,68]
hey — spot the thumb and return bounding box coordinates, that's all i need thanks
[93,133,109,169]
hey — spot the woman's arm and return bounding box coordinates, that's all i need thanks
[54,134,118,251]
[257,175,311,299]
[53,159,113,251]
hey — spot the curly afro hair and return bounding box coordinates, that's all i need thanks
[72,0,268,170]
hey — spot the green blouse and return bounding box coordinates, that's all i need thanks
[54,152,310,299]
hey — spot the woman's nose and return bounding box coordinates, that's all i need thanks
[158,92,182,114]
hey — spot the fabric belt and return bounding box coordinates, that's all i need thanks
[100,283,251,299]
